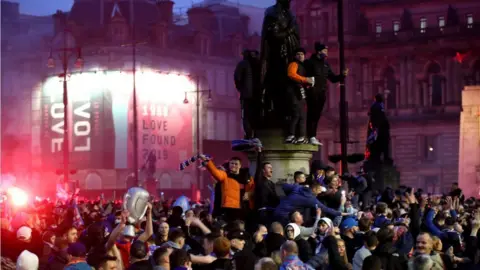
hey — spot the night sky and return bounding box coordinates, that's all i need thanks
[15,0,271,16]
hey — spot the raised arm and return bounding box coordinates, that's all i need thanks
[327,63,344,83]
[315,199,342,217]
[105,210,128,251]
[205,160,227,182]
[425,209,445,237]
[137,203,153,242]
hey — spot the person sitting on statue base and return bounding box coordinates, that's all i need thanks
[284,47,314,144]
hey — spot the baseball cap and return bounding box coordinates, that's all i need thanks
[67,242,87,257]
[227,230,246,240]
[17,226,32,240]
[340,218,358,231]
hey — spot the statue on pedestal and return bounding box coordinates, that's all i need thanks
[259,0,300,128]
[364,94,394,183]
[231,0,319,183]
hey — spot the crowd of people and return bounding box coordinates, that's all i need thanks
[1,152,479,270]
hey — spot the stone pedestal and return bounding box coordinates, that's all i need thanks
[247,129,319,183]
[458,86,480,198]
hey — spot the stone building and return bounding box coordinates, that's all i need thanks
[0,0,260,197]
[293,0,480,193]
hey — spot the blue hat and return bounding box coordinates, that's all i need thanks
[64,262,92,270]
[340,218,358,231]
[67,242,86,257]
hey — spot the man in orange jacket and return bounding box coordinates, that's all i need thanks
[285,47,314,144]
[200,155,255,221]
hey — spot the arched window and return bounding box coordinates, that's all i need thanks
[310,7,322,39]
[473,60,480,85]
[159,173,172,189]
[426,63,443,106]
[383,67,397,109]
[85,172,102,190]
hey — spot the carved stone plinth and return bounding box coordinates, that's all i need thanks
[247,129,319,184]
[458,86,480,198]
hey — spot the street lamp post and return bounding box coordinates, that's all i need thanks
[47,29,84,192]
[132,25,139,187]
[183,76,212,190]
[337,0,349,173]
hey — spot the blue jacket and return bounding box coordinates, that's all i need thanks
[425,209,458,237]
[373,215,390,228]
[274,184,341,224]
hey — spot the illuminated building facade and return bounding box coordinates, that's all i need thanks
[293,0,480,193]
[0,0,260,197]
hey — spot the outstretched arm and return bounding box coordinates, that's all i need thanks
[327,64,344,83]
[205,160,227,182]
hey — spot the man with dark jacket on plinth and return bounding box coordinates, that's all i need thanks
[305,42,348,146]
[234,49,262,139]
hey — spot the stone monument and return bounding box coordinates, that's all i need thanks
[458,85,480,198]
[247,0,318,182]
[248,129,318,183]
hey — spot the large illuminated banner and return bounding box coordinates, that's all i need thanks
[132,72,194,170]
[40,70,194,171]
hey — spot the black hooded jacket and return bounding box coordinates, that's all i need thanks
[371,242,407,270]
[305,54,343,93]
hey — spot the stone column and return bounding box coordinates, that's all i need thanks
[446,59,452,103]
[458,86,480,198]
[408,58,414,106]
[363,62,369,103]
[396,82,400,108]
[423,81,429,107]
[399,59,406,107]
[441,78,447,105]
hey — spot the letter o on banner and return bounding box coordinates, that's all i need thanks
[74,121,91,136]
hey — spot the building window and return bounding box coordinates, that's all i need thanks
[200,38,210,56]
[310,9,321,17]
[228,112,237,140]
[383,67,397,109]
[420,135,438,161]
[466,14,473,28]
[375,22,382,35]
[215,70,226,96]
[206,110,215,140]
[216,111,227,140]
[393,20,400,34]
[420,17,427,33]
[473,60,480,85]
[310,9,322,38]
[424,175,441,194]
[426,62,443,106]
[438,16,445,30]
